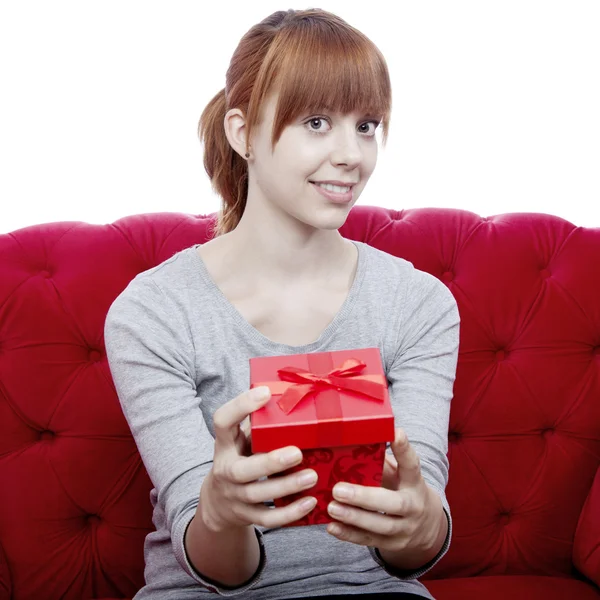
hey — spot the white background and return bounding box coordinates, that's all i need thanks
[1,0,598,234]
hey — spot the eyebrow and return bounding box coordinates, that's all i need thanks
[302,110,383,120]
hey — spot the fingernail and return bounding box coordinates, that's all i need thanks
[297,471,317,486]
[251,386,270,401]
[300,497,317,511]
[334,484,352,499]
[278,447,302,465]
[328,502,347,517]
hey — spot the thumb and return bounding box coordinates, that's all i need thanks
[381,452,399,490]
[390,427,422,487]
[235,416,252,456]
[390,427,409,459]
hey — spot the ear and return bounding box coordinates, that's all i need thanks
[224,108,249,160]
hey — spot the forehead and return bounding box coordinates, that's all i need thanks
[260,88,373,121]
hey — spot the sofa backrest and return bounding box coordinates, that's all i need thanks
[1,206,599,598]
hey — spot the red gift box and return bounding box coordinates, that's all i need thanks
[249,347,395,526]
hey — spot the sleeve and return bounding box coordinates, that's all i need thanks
[369,271,460,580]
[103,276,266,596]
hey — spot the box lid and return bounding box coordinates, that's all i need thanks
[250,347,395,453]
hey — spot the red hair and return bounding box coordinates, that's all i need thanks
[198,8,392,238]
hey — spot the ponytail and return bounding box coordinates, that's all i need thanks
[197,88,249,238]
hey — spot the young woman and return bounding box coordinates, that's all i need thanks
[104,8,460,600]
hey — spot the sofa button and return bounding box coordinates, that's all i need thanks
[39,430,55,440]
[87,514,101,525]
[593,347,600,357]
[442,271,454,283]
[449,431,461,443]
[542,428,554,438]
[540,269,551,279]
[495,349,506,361]
[89,350,102,362]
[499,512,511,525]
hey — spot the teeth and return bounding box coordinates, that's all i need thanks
[315,182,351,193]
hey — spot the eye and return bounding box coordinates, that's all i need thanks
[305,117,330,133]
[358,120,381,136]
[304,116,381,137]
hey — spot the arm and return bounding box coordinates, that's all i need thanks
[104,276,266,595]
[370,270,460,578]
[378,485,449,572]
[184,472,262,588]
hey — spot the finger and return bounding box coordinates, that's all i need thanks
[233,430,251,457]
[327,521,398,549]
[327,501,404,537]
[213,387,271,447]
[227,445,304,484]
[390,428,423,487]
[233,416,251,456]
[238,496,318,529]
[381,454,399,490]
[331,482,409,516]
[239,416,251,438]
[385,451,398,469]
[236,468,318,505]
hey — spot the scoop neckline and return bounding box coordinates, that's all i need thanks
[187,239,369,354]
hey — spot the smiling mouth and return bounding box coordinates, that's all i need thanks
[309,181,354,204]
[309,181,354,193]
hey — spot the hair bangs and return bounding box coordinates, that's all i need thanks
[248,11,392,150]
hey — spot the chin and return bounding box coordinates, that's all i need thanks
[289,198,355,231]
[306,212,352,231]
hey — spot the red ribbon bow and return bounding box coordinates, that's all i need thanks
[266,358,387,414]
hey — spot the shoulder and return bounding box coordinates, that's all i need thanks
[107,246,194,316]
[135,246,193,290]
[360,241,457,311]
[104,257,195,361]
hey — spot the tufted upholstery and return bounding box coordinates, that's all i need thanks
[0,206,599,600]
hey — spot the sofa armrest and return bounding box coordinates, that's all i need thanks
[573,465,600,586]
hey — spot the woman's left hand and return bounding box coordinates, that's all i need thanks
[326,427,446,557]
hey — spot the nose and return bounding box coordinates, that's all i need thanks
[331,125,363,168]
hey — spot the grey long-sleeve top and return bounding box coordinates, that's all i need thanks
[103,240,460,600]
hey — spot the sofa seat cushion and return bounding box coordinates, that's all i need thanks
[425,575,600,599]
[96,575,600,600]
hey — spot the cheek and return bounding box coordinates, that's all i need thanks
[272,140,315,175]
[361,145,378,180]
[367,141,378,168]
[255,158,306,204]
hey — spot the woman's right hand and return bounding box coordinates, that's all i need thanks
[198,386,318,533]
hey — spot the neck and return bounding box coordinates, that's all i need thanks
[220,225,354,287]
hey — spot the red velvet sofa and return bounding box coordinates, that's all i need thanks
[1,206,599,600]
